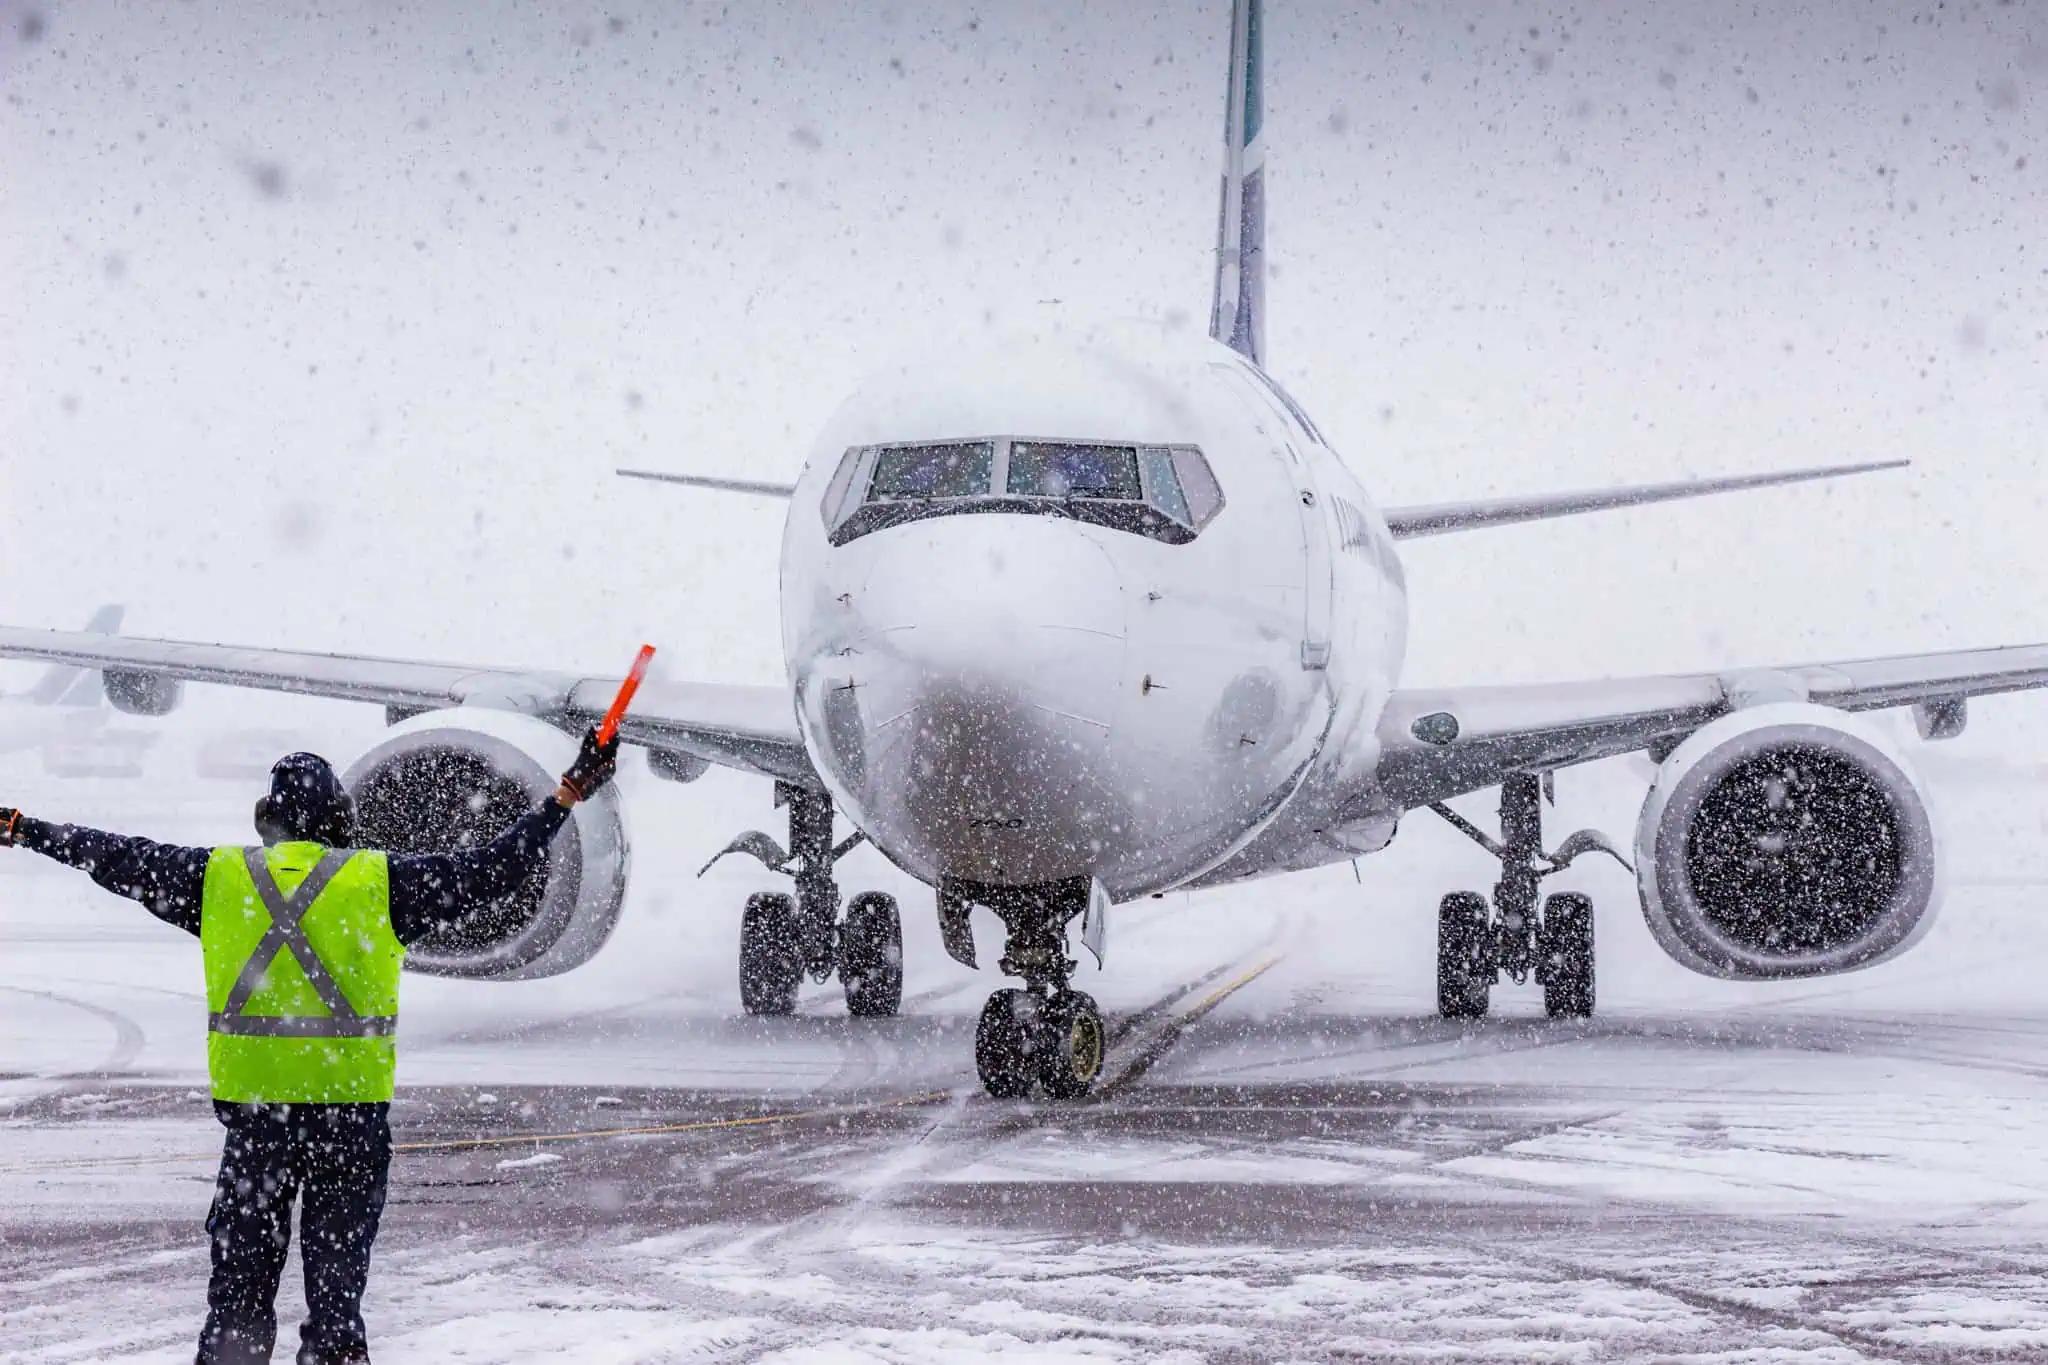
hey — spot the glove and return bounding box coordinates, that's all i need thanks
[557,728,621,804]
[0,807,21,848]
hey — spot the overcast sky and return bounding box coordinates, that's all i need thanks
[3,1,2043,716]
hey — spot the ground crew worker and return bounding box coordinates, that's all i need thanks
[0,726,620,1365]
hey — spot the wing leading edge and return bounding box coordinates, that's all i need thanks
[1381,459,1908,540]
[0,626,815,787]
[615,468,797,498]
[1373,641,2048,811]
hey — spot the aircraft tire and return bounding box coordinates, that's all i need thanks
[1038,990,1105,1100]
[1436,892,1492,1020]
[975,989,1038,1098]
[740,892,802,1016]
[1540,892,1595,1019]
[840,891,904,1018]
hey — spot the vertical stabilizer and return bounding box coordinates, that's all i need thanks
[17,604,123,705]
[1208,0,1265,367]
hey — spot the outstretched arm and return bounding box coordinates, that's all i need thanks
[0,807,209,935]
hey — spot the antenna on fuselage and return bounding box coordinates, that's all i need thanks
[1208,0,1266,368]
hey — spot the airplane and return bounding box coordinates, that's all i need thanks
[0,605,161,777]
[5,0,2048,1099]
[0,604,125,733]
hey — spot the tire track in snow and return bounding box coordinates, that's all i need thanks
[1425,1230,1995,1365]
[0,983,149,1096]
[1299,1058,2048,1358]
[738,919,1297,1266]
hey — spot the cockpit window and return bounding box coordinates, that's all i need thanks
[823,436,1225,548]
[1006,443,1143,501]
[867,441,995,501]
[1170,446,1224,525]
[1138,447,1190,524]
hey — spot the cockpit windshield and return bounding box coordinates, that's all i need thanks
[1006,443,1143,501]
[868,441,995,501]
[822,437,1225,547]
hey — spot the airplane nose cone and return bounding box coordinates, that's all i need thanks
[861,517,1127,698]
[809,517,1132,885]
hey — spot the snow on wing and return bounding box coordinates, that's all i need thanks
[0,624,814,786]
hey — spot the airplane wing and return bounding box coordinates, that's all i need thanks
[0,603,124,706]
[611,460,1910,534]
[615,468,796,498]
[1372,641,2048,810]
[1380,459,1906,540]
[0,626,816,786]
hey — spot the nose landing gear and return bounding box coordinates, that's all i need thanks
[707,782,902,1018]
[956,877,1107,1099]
[1427,773,1626,1021]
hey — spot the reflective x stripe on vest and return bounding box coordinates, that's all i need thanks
[202,844,403,1103]
[210,849,394,1039]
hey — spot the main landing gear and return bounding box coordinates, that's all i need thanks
[704,782,903,1018]
[949,877,1106,1100]
[1428,773,1627,1021]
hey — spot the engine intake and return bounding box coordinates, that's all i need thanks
[1635,702,1941,979]
[342,708,629,980]
[104,668,182,716]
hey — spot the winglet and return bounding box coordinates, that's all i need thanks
[616,469,796,498]
[1381,459,1910,541]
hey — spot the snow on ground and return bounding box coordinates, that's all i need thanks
[7,701,2048,1361]
[9,0,2048,1353]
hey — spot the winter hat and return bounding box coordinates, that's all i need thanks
[254,752,356,845]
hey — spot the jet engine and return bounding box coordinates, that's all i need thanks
[341,708,629,980]
[1635,702,1941,979]
[104,668,182,716]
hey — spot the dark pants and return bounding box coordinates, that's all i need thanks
[197,1102,391,1365]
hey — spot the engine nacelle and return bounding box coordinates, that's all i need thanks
[1636,702,1942,980]
[104,668,183,716]
[647,748,710,784]
[341,708,629,980]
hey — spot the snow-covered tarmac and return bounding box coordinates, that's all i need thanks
[7,707,2048,1362]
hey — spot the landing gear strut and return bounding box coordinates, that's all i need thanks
[706,782,901,1018]
[955,877,1106,1100]
[1428,773,1625,1021]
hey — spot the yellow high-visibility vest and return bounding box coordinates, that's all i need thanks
[200,842,403,1103]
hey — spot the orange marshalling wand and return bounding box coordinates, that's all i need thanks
[595,644,657,745]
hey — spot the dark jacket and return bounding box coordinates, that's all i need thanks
[14,797,571,947]
[20,797,575,1128]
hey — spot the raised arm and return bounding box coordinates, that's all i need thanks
[383,728,620,947]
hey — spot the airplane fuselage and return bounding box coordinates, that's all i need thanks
[781,326,1409,899]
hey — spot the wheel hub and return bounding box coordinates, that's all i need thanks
[1063,1007,1104,1083]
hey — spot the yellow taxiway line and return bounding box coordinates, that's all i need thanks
[1099,953,1281,1092]
[3,949,1285,1174]
[394,1088,953,1155]
[404,952,1283,1154]
[1184,955,1281,1026]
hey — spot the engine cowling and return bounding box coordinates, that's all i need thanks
[341,708,629,980]
[1635,702,1942,979]
[104,668,183,716]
